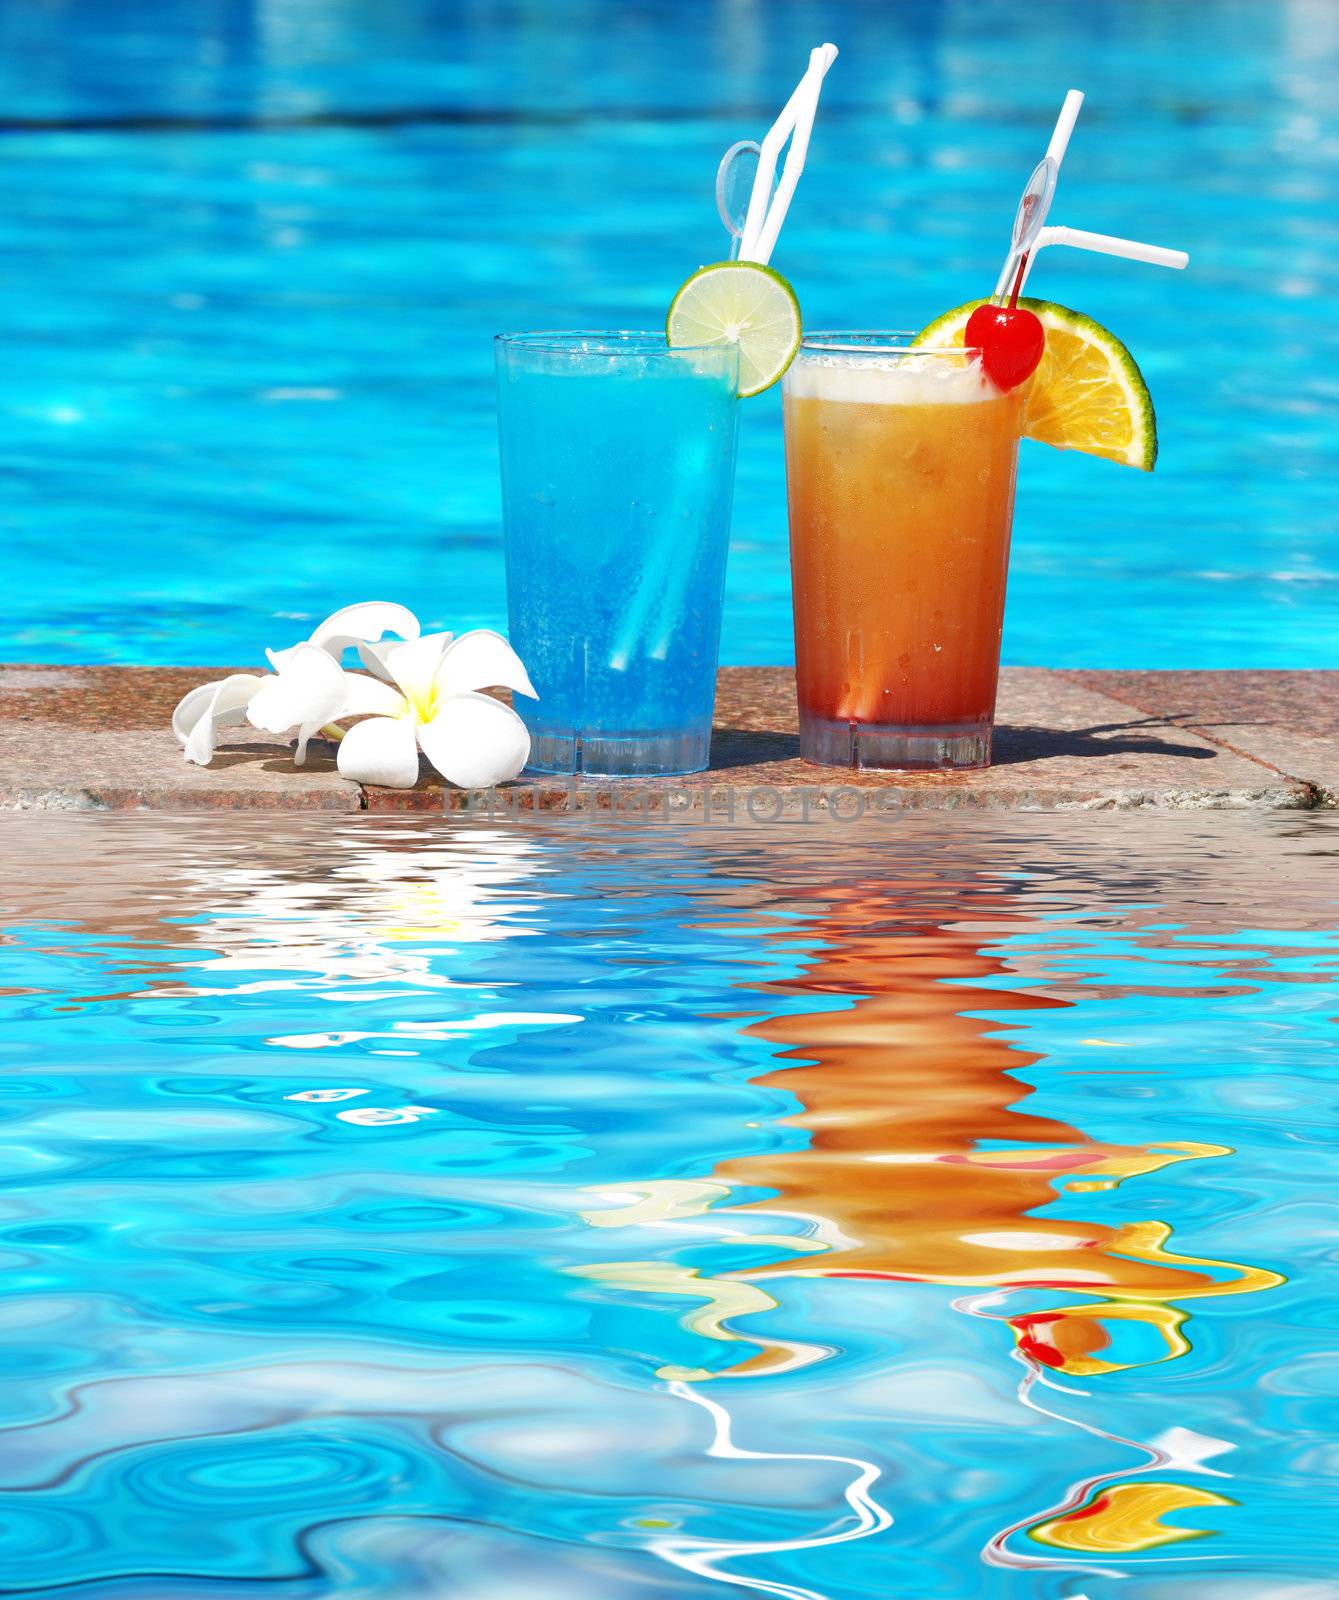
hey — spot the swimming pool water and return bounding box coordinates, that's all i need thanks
[0,813,1335,1597]
[1,0,1336,670]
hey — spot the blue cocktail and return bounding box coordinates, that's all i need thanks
[495,332,739,777]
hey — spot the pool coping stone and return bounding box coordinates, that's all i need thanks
[0,665,1329,814]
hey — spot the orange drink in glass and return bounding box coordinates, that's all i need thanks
[782,333,1024,769]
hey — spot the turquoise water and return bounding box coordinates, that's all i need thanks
[1,813,1336,1597]
[496,336,739,772]
[1,0,1335,670]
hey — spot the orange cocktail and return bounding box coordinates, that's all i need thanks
[782,335,1024,769]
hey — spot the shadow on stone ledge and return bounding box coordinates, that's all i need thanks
[709,716,1218,773]
[993,715,1218,767]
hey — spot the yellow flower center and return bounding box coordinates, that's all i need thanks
[402,684,438,724]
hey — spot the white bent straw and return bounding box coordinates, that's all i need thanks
[1046,89,1084,166]
[737,43,838,265]
[1018,224,1188,291]
[609,48,838,675]
[997,87,1190,297]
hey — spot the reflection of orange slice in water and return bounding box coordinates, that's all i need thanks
[1029,1481,1236,1553]
[1105,1218,1284,1297]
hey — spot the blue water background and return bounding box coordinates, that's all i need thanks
[0,813,1337,1597]
[0,0,1335,667]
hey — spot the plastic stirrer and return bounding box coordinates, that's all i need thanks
[736,42,838,265]
[993,90,1079,298]
[993,155,1059,296]
[715,140,767,259]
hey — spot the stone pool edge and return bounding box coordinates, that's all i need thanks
[0,666,1333,814]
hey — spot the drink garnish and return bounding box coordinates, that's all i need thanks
[911,89,1184,464]
[911,298,1158,471]
[966,300,1046,390]
[667,261,803,398]
[666,45,835,397]
[965,259,1046,390]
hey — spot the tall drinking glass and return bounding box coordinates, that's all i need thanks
[495,332,740,777]
[782,333,1024,770]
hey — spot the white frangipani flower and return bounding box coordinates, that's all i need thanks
[171,601,536,789]
[335,628,536,789]
[174,600,418,769]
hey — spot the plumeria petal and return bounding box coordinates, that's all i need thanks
[356,639,401,684]
[339,674,408,719]
[247,643,347,735]
[309,601,420,663]
[433,629,537,701]
[293,722,324,766]
[335,715,421,788]
[172,681,226,746]
[419,692,531,789]
[385,632,454,708]
[173,675,264,766]
[291,685,403,764]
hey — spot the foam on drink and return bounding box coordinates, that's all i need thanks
[782,350,1001,406]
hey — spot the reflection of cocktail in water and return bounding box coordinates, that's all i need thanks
[496,333,739,776]
[784,340,1025,768]
[786,89,1188,770]
[495,46,837,777]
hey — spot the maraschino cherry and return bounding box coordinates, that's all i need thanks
[966,259,1045,391]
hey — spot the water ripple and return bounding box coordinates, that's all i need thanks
[0,812,1335,1596]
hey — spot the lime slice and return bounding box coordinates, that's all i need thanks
[911,297,1158,470]
[667,261,802,398]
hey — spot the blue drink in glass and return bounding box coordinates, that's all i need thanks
[495,332,739,776]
